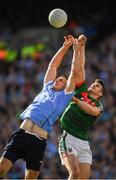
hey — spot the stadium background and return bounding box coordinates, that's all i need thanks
[0,0,116,179]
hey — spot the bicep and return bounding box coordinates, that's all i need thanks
[65,73,76,93]
[44,64,57,84]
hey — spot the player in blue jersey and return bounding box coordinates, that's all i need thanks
[0,35,82,179]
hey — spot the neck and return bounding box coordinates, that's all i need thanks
[52,86,61,91]
[88,92,98,100]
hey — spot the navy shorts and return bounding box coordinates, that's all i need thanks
[3,129,47,171]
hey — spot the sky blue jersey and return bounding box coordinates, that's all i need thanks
[20,81,74,133]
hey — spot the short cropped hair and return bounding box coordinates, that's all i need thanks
[60,74,68,80]
[95,79,105,96]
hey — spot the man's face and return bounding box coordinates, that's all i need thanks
[88,81,103,98]
[52,76,67,91]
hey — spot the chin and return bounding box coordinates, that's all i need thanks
[52,85,59,91]
[52,85,56,90]
[88,89,93,94]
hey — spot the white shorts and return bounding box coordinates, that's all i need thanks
[58,131,92,165]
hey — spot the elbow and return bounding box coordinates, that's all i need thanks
[50,61,55,66]
[72,97,78,103]
[49,62,56,68]
[91,109,100,116]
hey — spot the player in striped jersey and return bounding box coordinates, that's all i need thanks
[59,35,105,179]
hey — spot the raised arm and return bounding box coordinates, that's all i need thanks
[75,34,87,84]
[44,35,73,84]
[65,38,82,93]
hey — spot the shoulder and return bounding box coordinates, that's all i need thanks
[60,90,74,100]
[75,81,88,96]
[76,81,86,88]
[76,81,87,90]
[96,101,104,112]
[64,90,75,96]
[43,80,54,88]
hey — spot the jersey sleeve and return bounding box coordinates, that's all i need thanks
[74,81,88,97]
[97,102,104,112]
[43,80,54,88]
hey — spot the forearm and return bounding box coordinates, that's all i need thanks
[76,46,85,84]
[73,97,94,115]
[74,45,86,84]
[71,50,80,74]
[79,45,85,69]
[50,45,69,68]
[71,36,86,76]
[77,34,86,70]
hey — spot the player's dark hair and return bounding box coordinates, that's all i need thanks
[60,74,68,80]
[95,79,105,96]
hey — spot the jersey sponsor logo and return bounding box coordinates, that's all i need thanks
[46,86,57,102]
[81,92,92,104]
[48,91,56,102]
[81,92,97,107]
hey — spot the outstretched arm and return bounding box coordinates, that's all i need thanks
[72,97,101,116]
[65,38,82,93]
[75,34,87,84]
[44,35,73,84]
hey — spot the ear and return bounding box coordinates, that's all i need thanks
[99,91,103,97]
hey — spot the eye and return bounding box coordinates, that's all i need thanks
[96,84,99,88]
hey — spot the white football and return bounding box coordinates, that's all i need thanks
[48,8,68,28]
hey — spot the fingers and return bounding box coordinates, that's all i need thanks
[78,34,87,45]
[78,34,86,40]
[63,35,75,48]
[63,34,87,48]
[64,35,74,41]
[65,34,87,44]
[67,34,74,39]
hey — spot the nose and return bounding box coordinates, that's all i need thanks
[92,85,95,89]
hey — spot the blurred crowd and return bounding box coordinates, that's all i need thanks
[0,31,116,179]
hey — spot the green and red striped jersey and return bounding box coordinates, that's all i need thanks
[60,82,103,140]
